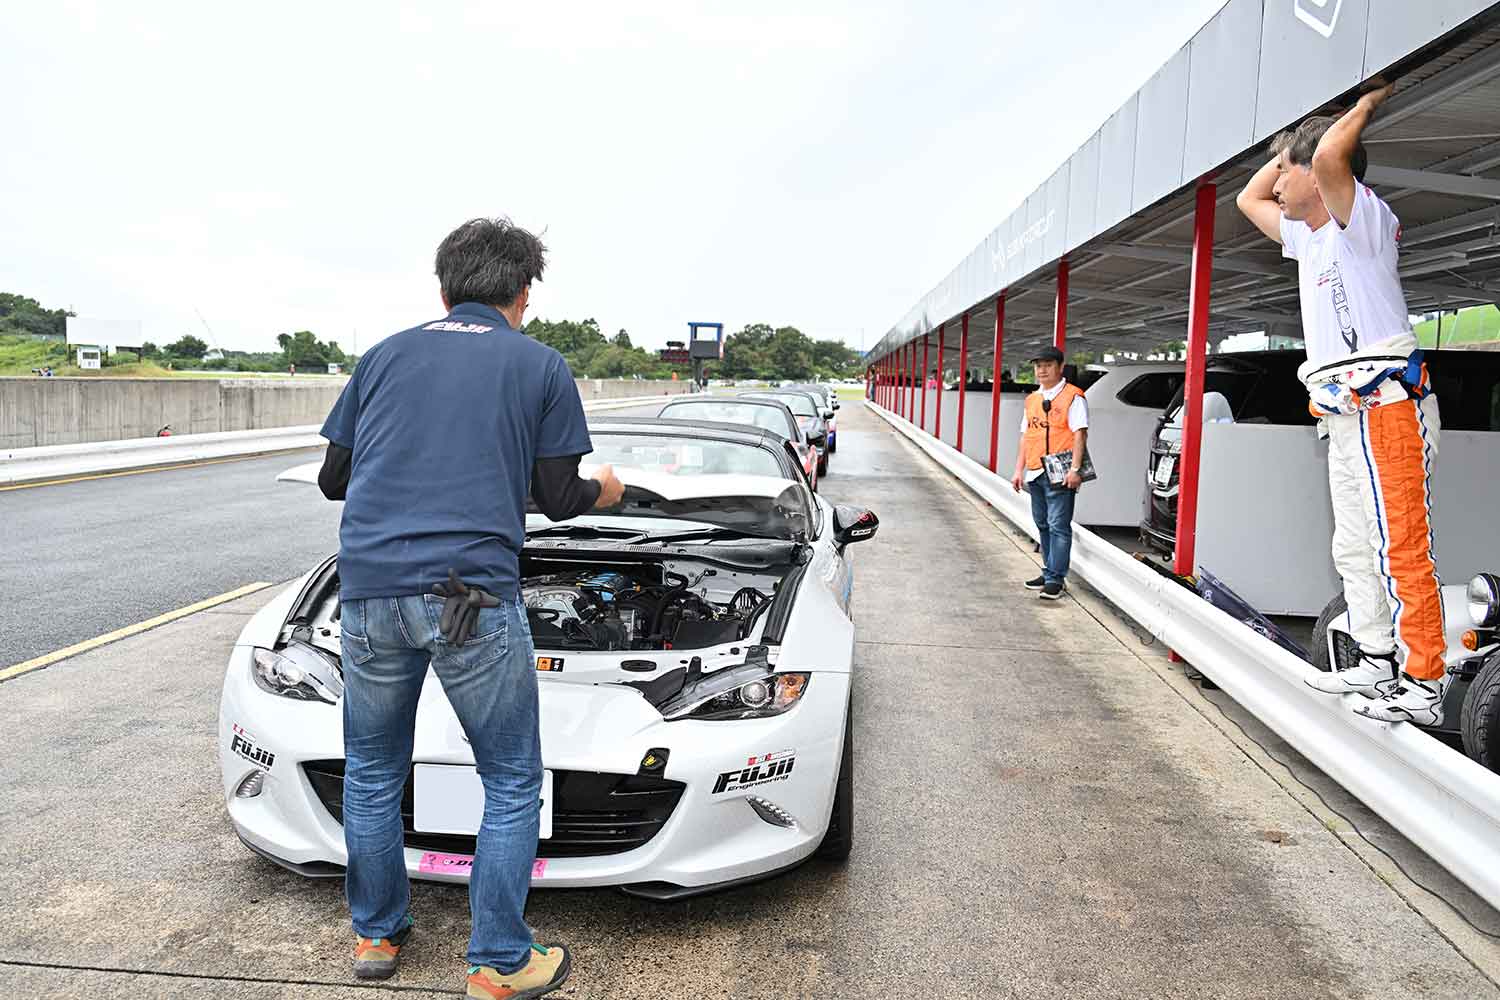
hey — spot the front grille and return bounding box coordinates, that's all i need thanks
[303,761,684,859]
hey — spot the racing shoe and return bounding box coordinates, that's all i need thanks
[467,944,571,999]
[1305,650,1397,696]
[1024,575,1046,590]
[353,915,414,980]
[1354,673,1448,726]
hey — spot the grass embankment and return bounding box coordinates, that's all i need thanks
[0,337,345,378]
[1414,305,1500,348]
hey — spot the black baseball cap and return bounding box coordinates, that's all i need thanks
[1029,346,1065,364]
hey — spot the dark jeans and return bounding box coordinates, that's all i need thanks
[340,594,540,972]
[1028,476,1076,585]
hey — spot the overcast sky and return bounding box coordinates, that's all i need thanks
[3,1,1230,355]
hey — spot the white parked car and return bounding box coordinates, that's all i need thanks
[218,419,878,899]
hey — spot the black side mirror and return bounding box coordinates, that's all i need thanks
[832,401,841,411]
[833,505,879,548]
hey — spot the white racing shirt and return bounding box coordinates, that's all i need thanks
[1021,378,1088,483]
[1280,182,1412,368]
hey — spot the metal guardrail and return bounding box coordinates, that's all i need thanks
[0,394,670,486]
[866,399,1500,911]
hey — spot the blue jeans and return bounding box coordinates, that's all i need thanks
[1028,475,1076,585]
[340,594,540,973]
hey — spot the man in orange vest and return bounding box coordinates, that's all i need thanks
[1010,346,1088,600]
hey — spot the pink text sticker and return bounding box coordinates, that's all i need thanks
[418,851,473,875]
[532,859,547,878]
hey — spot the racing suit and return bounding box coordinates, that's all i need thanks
[1300,337,1444,681]
[1283,184,1445,683]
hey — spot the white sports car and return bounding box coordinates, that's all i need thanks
[218,419,878,899]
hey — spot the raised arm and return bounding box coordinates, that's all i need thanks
[1235,157,1284,244]
[1312,83,1392,227]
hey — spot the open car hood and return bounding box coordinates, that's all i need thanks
[569,467,812,541]
[278,462,812,542]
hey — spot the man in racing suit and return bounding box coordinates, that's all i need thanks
[1236,83,1448,725]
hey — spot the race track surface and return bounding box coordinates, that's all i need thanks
[3,402,1498,999]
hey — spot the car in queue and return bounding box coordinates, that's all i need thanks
[780,383,840,454]
[218,418,879,900]
[656,395,819,492]
[740,390,831,477]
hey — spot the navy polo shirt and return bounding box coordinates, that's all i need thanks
[321,303,592,601]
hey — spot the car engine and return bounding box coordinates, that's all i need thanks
[520,566,772,651]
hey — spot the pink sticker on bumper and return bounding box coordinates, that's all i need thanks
[417,852,546,879]
[418,851,473,875]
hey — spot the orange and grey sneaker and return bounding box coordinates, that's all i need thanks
[353,915,414,980]
[466,943,572,999]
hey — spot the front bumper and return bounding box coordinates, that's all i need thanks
[220,646,850,898]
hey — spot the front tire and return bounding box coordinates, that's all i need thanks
[1461,651,1500,773]
[818,454,829,477]
[816,701,854,861]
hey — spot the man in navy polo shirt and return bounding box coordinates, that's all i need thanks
[316,217,622,998]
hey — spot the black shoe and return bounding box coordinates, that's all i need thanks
[1024,576,1045,590]
[1039,581,1065,600]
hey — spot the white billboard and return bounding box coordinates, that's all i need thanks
[66,316,142,349]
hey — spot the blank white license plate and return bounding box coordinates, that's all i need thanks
[1154,455,1176,487]
[412,765,552,840]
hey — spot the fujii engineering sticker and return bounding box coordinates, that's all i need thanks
[231,723,276,768]
[713,749,796,794]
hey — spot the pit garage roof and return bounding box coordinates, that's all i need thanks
[869,0,1500,368]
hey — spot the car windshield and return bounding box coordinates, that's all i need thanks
[749,393,817,418]
[588,432,783,478]
[660,401,794,438]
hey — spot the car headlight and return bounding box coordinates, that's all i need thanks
[251,645,342,704]
[660,663,810,722]
[1468,574,1500,628]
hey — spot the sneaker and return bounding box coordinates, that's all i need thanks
[1024,575,1045,590]
[1039,581,1065,600]
[467,944,571,999]
[1354,673,1447,726]
[1305,649,1398,696]
[353,915,414,980]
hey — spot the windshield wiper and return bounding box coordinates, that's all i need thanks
[633,526,764,545]
[525,525,652,542]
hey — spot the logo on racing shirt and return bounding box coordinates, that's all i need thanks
[1318,261,1359,352]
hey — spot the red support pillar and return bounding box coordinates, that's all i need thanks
[1175,182,1217,580]
[956,312,970,453]
[988,292,1006,473]
[900,344,912,422]
[935,323,946,441]
[1053,257,1069,354]
[920,335,930,430]
[896,349,904,418]
[894,348,901,417]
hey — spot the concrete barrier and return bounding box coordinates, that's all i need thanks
[0,392,681,486]
[0,377,690,449]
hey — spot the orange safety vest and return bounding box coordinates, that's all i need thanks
[1022,383,1085,471]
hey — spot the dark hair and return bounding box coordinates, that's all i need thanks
[434,217,547,308]
[1270,116,1367,181]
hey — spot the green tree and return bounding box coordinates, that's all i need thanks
[167,334,209,357]
[768,326,814,381]
[0,293,71,339]
[612,329,632,349]
[277,330,334,367]
[140,341,159,358]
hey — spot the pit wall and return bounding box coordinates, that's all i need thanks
[0,377,690,448]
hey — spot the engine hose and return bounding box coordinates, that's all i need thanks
[649,572,691,639]
[742,593,774,639]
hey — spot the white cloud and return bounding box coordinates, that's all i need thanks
[1,0,1229,355]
